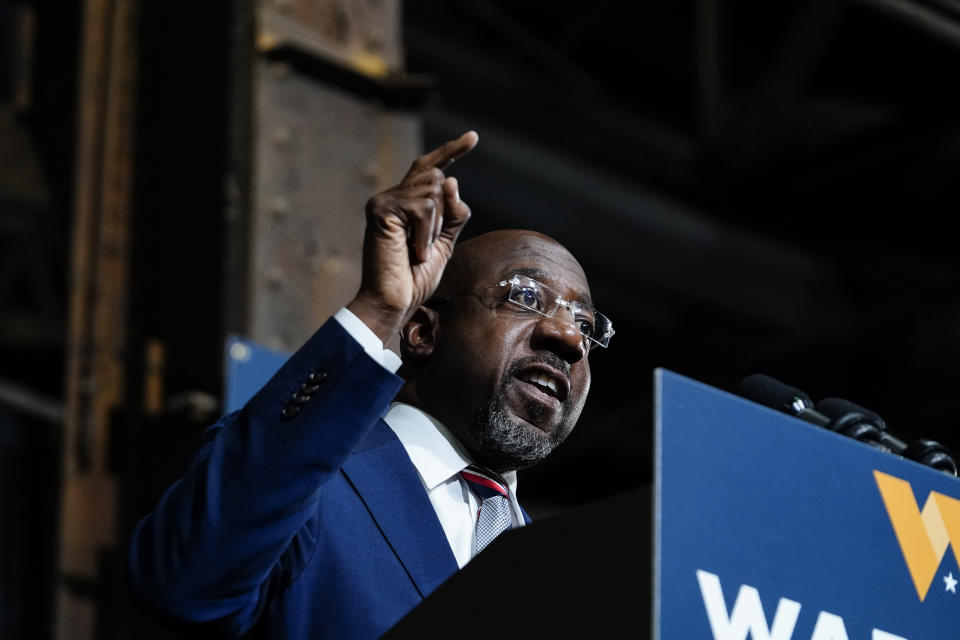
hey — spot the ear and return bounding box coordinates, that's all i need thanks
[400,305,440,361]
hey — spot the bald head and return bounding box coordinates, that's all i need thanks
[434,229,590,304]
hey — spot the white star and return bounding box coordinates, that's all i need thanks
[945,572,958,594]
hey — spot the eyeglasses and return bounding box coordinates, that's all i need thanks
[495,274,615,350]
[426,274,615,350]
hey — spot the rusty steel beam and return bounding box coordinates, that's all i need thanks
[246,0,421,354]
[223,0,257,339]
[257,0,404,79]
[57,0,138,637]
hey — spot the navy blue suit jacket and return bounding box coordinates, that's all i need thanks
[127,319,467,638]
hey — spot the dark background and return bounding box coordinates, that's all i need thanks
[405,0,960,511]
[1,0,959,636]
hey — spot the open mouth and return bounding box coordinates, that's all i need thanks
[515,366,569,403]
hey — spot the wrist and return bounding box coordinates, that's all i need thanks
[346,293,407,344]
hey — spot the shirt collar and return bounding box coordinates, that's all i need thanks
[383,402,518,493]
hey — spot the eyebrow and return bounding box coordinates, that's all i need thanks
[504,266,594,307]
[504,266,550,282]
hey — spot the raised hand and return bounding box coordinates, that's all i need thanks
[347,131,478,343]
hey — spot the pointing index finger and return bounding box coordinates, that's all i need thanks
[414,130,479,172]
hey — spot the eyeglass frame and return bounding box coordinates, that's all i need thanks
[426,273,614,350]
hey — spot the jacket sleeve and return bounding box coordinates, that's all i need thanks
[126,318,404,635]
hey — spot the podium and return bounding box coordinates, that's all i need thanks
[385,369,960,639]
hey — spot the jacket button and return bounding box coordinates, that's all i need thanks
[300,382,320,394]
[281,404,300,420]
[308,371,327,383]
[292,391,311,405]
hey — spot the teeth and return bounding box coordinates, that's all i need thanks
[540,374,558,394]
[524,372,559,395]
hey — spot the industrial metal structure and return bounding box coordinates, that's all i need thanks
[0,0,958,637]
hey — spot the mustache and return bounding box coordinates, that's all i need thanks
[507,353,571,382]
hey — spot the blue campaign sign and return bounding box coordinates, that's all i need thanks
[223,335,291,413]
[655,369,960,640]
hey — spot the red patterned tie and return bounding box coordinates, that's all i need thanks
[460,466,514,554]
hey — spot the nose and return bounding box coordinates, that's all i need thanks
[530,310,586,364]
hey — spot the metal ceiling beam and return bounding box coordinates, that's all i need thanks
[853,0,960,46]
[697,0,725,143]
[405,26,698,186]
[0,376,63,425]
[452,0,605,100]
[726,0,843,168]
[424,110,852,333]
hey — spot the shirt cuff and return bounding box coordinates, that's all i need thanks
[334,307,403,374]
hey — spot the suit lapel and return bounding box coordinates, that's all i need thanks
[342,420,459,598]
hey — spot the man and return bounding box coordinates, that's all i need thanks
[127,131,613,638]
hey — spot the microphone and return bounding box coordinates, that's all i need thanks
[735,373,958,476]
[736,376,893,452]
[902,440,958,476]
[814,397,888,447]
[734,373,831,428]
[816,397,957,475]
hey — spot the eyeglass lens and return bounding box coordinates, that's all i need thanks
[504,276,613,348]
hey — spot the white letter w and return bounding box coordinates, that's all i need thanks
[697,570,801,640]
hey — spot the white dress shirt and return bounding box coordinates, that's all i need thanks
[333,307,525,567]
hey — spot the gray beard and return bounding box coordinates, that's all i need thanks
[460,372,576,474]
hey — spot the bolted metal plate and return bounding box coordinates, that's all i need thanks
[250,57,419,352]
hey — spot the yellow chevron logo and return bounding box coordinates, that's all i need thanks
[874,470,960,601]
